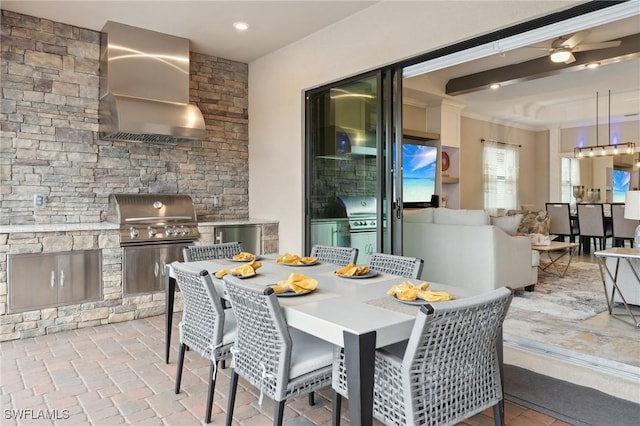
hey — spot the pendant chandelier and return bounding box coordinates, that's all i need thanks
[574,90,635,158]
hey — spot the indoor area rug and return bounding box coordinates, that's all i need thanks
[509,262,607,320]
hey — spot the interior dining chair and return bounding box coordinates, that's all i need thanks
[332,286,513,426]
[183,241,244,261]
[172,263,237,424]
[577,203,612,252]
[611,203,638,247]
[545,202,580,243]
[222,275,334,426]
[368,252,424,279]
[310,244,358,266]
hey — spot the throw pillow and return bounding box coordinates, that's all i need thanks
[510,209,550,235]
[490,214,523,236]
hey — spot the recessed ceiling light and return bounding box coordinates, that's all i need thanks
[586,62,600,69]
[489,83,500,90]
[233,21,249,31]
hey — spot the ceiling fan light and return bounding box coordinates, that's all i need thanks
[550,48,572,63]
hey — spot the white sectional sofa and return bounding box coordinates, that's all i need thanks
[403,208,539,293]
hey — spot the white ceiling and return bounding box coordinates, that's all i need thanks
[1,1,377,63]
[3,0,639,130]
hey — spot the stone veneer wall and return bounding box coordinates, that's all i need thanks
[0,10,249,224]
[0,11,256,340]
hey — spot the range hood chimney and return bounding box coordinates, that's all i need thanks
[99,21,206,143]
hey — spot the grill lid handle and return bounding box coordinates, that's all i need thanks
[124,216,194,222]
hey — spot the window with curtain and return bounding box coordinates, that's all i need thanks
[483,140,519,210]
[561,157,581,203]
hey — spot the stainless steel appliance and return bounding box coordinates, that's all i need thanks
[107,193,200,295]
[99,21,206,143]
[213,224,262,255]
[334,196,377,264]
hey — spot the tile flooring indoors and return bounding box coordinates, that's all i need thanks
[1,245,636,425]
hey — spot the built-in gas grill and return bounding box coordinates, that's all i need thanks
[107,194,200,295]
[335,196,377,232]
[108,193,200,245]
[334,196,377,263]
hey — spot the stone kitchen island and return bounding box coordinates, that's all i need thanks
[0,219,278,341]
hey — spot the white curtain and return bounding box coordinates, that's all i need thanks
[483,140,519,211]
[561,157,581,203]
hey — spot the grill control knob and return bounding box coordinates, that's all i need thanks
[147,226,157,237]
[165,226,173,236]
[179,226,188,236]
[129,227,139,239]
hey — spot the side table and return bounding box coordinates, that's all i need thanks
[532,241,579,278]
[594,248,640,328]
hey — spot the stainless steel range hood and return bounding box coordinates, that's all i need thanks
[99,21,206,143]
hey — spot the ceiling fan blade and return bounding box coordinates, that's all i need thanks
[572,40,622,52]
[562,30,590,48]
[563,53,576,64]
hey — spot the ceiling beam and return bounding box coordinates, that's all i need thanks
[445,33,640,96]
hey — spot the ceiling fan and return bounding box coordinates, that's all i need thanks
[535,31,622,64]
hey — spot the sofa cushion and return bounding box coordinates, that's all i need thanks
[433,208,490,226]
[403,208,434,223]
[490,214,523,236]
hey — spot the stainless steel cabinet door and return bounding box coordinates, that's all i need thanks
[123,243,187,295]
[8,253,58,312]
[8,250,102,312]
[213,225,262,254]
[57,251,102,305]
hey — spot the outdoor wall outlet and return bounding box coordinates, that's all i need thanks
[213,195,222,208]
[34,194,45,208]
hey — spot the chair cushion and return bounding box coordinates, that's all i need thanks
[289,328,333,379]
[222,309,237,345]
[377,340,408,361]
[490,214,523,236]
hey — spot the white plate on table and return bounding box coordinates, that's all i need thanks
[336,270,378,279]
[392,295,428,305]
[272,289,313,297]
[227,255,262,262]
[216,271,257,279]
[280,260,319,267]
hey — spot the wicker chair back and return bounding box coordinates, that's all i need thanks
[368,252,423,279]
[172,264,229,358]
[183,242,244,261]
[223,275,293,400]
[310,244,358,266]
[332,286,512,426]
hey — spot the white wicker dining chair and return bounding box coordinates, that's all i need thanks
[332,286,513,426]
[368,252,424,279]
[183,242,244,261]
[310,244,358,266]
[222,275,334,426]
[172,263,237,424]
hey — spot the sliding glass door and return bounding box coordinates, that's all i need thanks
[305,69,404,263]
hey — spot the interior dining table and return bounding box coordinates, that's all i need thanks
[165,255,495,425]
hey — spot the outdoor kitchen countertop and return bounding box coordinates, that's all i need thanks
[0,218,277,234]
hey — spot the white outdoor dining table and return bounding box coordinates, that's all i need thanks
[166,255,485,425]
